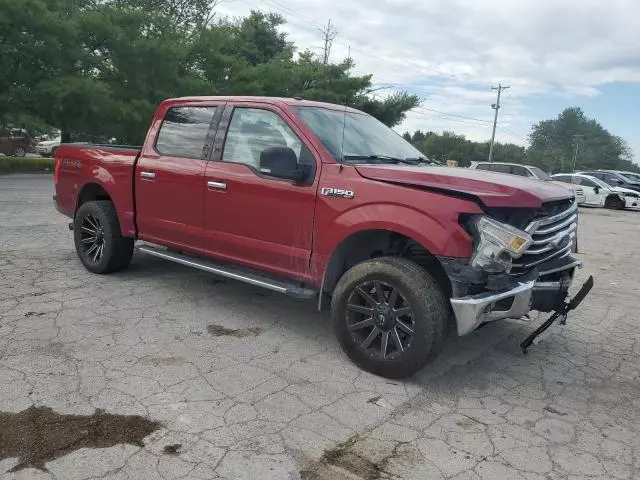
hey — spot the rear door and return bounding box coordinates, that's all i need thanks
[201,103,319,281]
[135,102,224,251]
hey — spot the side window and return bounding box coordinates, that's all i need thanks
[156,106,217,159]
[553,175,570,183]
[475,163,491,171]
[492,164,512,174]
[579,178,597,188]
[511,165,530,177]
[222,108,303,169]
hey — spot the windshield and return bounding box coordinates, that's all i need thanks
[529,166,552,181]
[294,106,426,163]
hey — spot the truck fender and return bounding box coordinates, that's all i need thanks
[313,204,471,306]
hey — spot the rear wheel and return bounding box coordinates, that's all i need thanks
[74,200,134,274]
[13,147,25,157]
[331,257,448,379]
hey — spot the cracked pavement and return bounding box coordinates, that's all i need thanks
[1,174,639,480]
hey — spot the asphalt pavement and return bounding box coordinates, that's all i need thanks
[1,174,639,479]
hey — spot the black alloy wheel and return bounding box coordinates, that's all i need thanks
[79,213,106,264]
[73,200,134,274]
[331,257,448,378]
[346,280,415,360]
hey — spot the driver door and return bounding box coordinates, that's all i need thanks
[201,103,319,282]
[578,177,601,205]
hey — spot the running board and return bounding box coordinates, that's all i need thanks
[137,244,317,300]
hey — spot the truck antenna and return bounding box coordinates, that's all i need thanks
[339,95,348,172]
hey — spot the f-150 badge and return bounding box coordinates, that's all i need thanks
[320,187,354,199]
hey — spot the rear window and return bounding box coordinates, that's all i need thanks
[155,106,217,159]
[474,163,492,171]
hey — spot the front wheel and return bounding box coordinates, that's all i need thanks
[331,257,449,379]
[73,200,134,274]
[605,195,624,210]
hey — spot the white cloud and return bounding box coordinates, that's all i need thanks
[215,0,640,156]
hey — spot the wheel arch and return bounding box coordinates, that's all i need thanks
[320,228,452,300]
[75,182,114,215]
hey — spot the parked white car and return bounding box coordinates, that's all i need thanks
[551,174,636,209]
[469,162,586,203]
[35,136,61,157]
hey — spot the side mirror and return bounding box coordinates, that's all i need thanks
[593,186,600,194]
[259,146,310,182]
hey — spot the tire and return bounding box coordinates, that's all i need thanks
[605,196,624,210]
[51,147,58,157]
[331,256,449,379]
[13,147,26,157]
[73,200,134,274]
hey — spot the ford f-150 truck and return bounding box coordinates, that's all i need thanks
[53,96,591,378]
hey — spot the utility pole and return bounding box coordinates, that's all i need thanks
[572,135,583,171]
[320,19,338,65]
[488,84,510,162]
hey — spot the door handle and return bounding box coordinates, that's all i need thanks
[140,171,156,180]
[207,181,227,191]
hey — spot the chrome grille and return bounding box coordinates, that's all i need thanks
[512,201,577,271]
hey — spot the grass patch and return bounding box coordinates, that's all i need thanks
[0,157,54,174]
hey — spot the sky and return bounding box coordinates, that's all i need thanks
[216,0,640,162]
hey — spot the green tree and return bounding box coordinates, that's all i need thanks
[527,107,631,172]
[2,0,420,143]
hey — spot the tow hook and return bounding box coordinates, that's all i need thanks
[520,275,594,354]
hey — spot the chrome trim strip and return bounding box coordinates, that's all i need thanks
[514,242,574,269]
[525,231,576,255]
[138,245,288,293]
[538,260,582,276]
[530,223,577,245]
[532,213,578,235]
[529,202,577,229]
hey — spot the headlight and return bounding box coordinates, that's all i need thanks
[467,216,533,273]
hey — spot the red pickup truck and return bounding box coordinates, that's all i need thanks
[54,96,590,378]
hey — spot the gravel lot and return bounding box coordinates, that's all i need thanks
[1,174,639,480]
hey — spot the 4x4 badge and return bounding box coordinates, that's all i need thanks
[320,187,354,199]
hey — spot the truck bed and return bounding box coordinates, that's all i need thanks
[54,144,141,236]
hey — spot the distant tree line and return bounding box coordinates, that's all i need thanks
[0,0,419,144]
[404,107,637,172]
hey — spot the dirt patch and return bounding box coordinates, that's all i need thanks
[300,435,398,480]
[163,443,182,455]
[0,405,161,472]
[207,324,263,338]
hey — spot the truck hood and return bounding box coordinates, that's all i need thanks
[354,165,573,208]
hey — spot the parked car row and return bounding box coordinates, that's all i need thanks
[469,161,586,203]
[469,162,640,211]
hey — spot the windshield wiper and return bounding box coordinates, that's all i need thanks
[342,154,435,166]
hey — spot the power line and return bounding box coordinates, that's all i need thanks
[233,0,526,137]
[488,84,510,162]
[497,124,527,142]
[415,106,493,124]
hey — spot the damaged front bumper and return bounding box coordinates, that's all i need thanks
[443,256,582,336]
